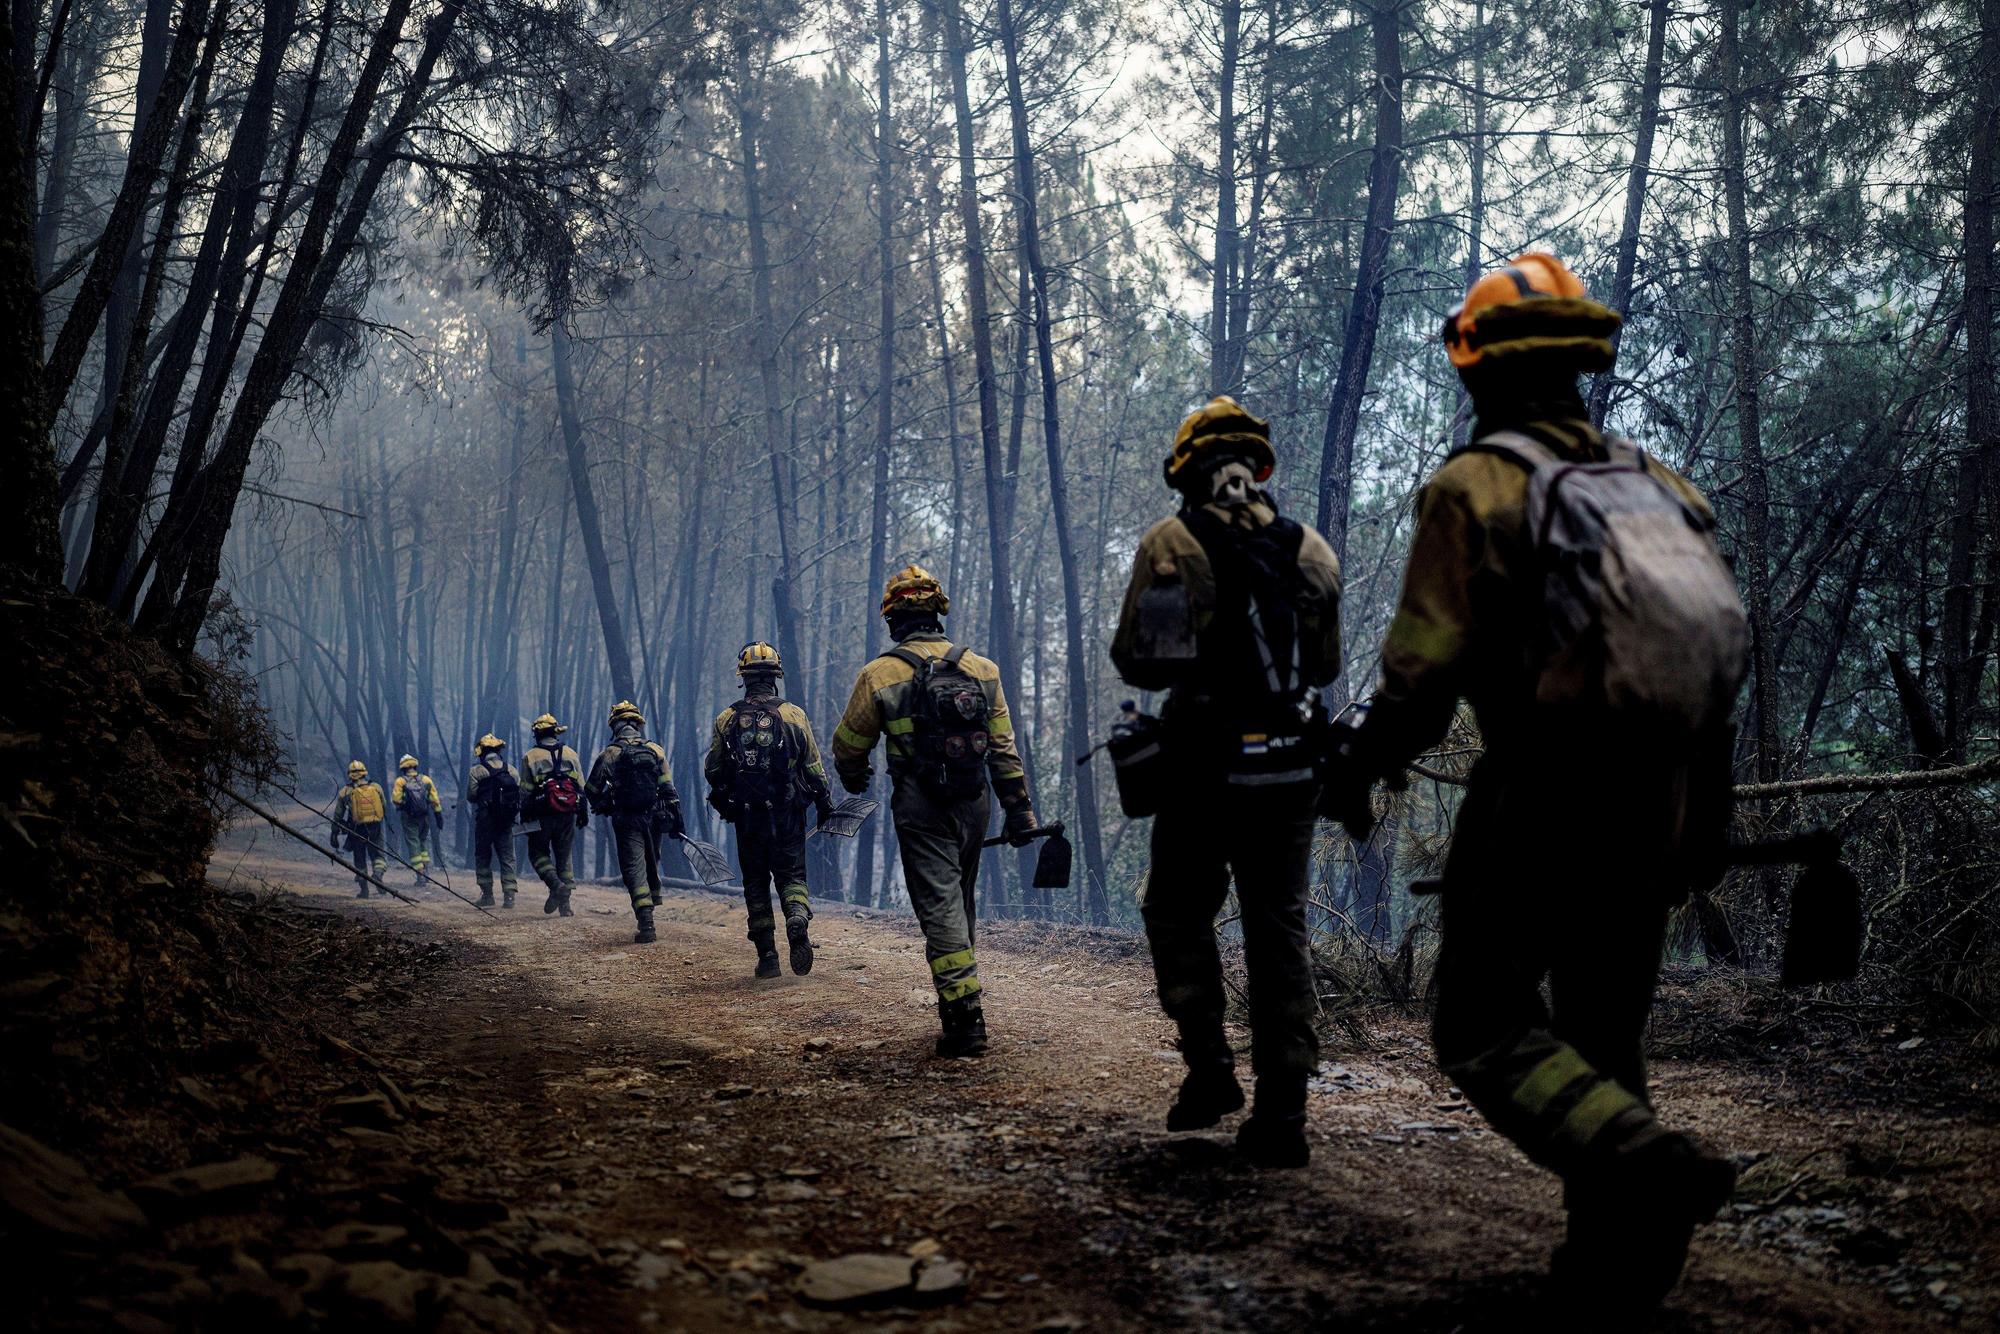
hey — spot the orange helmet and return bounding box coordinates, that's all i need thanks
[881,565,949,619]
[1442,252,1619,372]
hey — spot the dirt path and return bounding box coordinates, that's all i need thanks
[209,833,1997,1331]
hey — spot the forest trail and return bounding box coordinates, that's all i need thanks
[210,832,1996,1332]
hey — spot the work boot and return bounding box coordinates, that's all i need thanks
[752,930,781,979]
[785,906,815,976]
[502,890,516,910]
[936,997,988,1059]
[1166,1025,1242,1131]
[1550,1130,1736,1317]
[356,884,371,899]
[634,906,657,945]
[544,886,560,915]
[557,888,574,918]
[1235,1076,1309,1169]
[476,889,495,907]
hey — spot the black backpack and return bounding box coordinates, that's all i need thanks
[885,644,989,801]
[399,775,430,820]
[474,759,520,822]
[724,698,795,809]
[611,736,663,815]
[1179,506,1318,783]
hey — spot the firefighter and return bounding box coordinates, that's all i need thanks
[1325,252,1741,1312]
[1109,395,1343,1169]
[391,754,444,884]
[521,713,585,918]
[333,760,389,898]
[831,566,1039,1057]
[585,700,684,945]
[705,643,836,978]
[467,734,522,908]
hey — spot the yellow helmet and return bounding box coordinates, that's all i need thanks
[475,733,505,755]
[881,564,949,619]
[1441,252,1619,373]
[530,713,566,736]
[1164,396,1274,491]
[607,699,645,728]
[736,641,782,677]
[398,754,419,771]
[347,760,368,780]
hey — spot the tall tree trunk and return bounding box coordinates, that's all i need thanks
[1209,0,1240,397]
[1587,0,1669,427]
[1946,0,1999,758]
[0,1,58,584]
[995,0,1109,925]
[1720,0,1779,783]
[551,320,637,702]
[481,330,529,728]
[938,0,1032,802]
[733,44,809,714]
[1313,0,1403,636]
[1452,0,1486,448]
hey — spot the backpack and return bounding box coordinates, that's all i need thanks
[611,737,663,815]
[541,752,582,817]
[348,782,385,825]
[474,759,521,822]
[724,698,795,809]
[1178,506,1320,784]
[885,644,990,801]
[1463,431,1749,733]
[398,776,430,820]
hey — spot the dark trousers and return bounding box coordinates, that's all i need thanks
[1431,749,1685,1183]
[1142,782,1320,1090]
[527,816,578,895]
[738,804,809,938]
[473,814,517,895]
[612,815,660,911]
[890,780,989,1005]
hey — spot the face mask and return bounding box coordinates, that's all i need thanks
[1210,460,1256,507]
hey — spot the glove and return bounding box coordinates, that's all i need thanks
[838,765,872,795]
[659,794,686,841]
[434,810,445,831]
[1319,765,1378,843]
[707,790,738,824]
[815,794,837,826]
[576,808,588,830]
[1003,804,1040,847]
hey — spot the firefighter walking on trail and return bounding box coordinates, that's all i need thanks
[467,734,522,908]
[705,642,835,979]
[832,566,1040,1058]
[1110,395,1343,1168]
[521,713,585,918]
[333,760,389,898]
[586,700,684,945]
[391,754,444,884]
[1325,252,1745,1315]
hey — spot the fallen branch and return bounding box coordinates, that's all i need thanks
[1732,755,2000,800]
[216,783,494,918]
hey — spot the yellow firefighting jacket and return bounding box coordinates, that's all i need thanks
[390,773,441,818]
[1110,496,1343,696]
[336,781,387,826]
[831,632,1026,800]
[1375,415,1713,751]
[521,743,583,802]
[466,756,520,810]
[584,727,674,814]
[704,691,830,806]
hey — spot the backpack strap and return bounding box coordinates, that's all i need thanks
[942,645,970,670]
[1451,428,1562,471]
[883,644,932,675]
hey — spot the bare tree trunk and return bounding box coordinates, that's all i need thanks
[1720,0,1780,783]
[1588,0,1670,427]
[1946,0,1999,758]
[1313,0,1402,637]
[550,320,637,702]
[0,1,58,584]
[1209,0,1240,397]
[733,43,809,713]
[995,0,1109,925]
[1452,0,1486,448]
